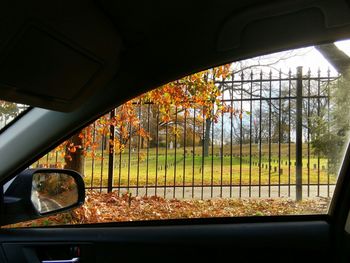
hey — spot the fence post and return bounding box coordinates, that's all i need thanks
[107,109,115,193]
[296,66,303,201]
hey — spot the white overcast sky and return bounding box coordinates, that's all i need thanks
[253,39,350,75]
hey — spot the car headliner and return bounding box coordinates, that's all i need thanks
[2,0,350,180]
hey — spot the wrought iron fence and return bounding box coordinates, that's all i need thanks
[36,67,339,200]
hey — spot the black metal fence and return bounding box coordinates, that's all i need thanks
[36,67,339,200]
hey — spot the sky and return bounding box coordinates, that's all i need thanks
[2,39,350,131]
[335,39,350,57]
[251,38,350,76]
[217,39,350,143]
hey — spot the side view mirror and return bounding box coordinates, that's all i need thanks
[2,169,85,226]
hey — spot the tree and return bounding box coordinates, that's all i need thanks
[0,100,21,127]
[308,44,350,173]
[308,76,349,173]
[61,65,231,174]
[59,48,316,172]
[202,50,312,156]
[64,132,85,173]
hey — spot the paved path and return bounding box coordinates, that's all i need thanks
[39,196,64,213]
[111,185,335,200]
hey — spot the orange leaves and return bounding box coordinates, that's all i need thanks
[213,63,231,79]
[145,67,230,127]
[51,63,235,162]
[8,192,329,227]
[137,127,150,139]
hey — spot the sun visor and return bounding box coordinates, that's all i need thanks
[0,0,122,112]
[0,26,102,111]
[218,0,350,52]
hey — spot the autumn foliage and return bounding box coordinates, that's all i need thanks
[8,191,329,228]
[56,64,233,165]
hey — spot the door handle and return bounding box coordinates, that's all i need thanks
[42,257,79,263]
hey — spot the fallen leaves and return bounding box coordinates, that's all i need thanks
[7,191,330,228]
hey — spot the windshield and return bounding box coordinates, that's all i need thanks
[0,100,30,131]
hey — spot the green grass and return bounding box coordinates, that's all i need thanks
[36,143,337,189]
[85,155,333,187]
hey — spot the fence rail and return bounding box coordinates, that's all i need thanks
[36,67,339,200]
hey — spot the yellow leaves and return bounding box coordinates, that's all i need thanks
[213,63,231,79]
[171,126,181,138]
[161,114,170,123]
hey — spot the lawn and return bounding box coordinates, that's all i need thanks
[36,143,337,189]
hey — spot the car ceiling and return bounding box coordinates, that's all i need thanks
[2,0,350,180]
[1,0,350,113]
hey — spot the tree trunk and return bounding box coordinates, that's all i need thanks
[64,133,85,175]
[203,118,212,157]
[141,137,145,149]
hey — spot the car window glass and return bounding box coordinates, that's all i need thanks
[6,40,350,227]
[0,100,29,131]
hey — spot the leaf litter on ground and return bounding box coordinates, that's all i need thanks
[6,190,330,228]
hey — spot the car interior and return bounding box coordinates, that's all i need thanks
[2,0,350,262]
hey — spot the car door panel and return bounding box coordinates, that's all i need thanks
[0,220,332,263]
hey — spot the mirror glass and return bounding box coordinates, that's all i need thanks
[31,172,78,214]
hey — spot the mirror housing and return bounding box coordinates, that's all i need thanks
[1,169,85,226]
